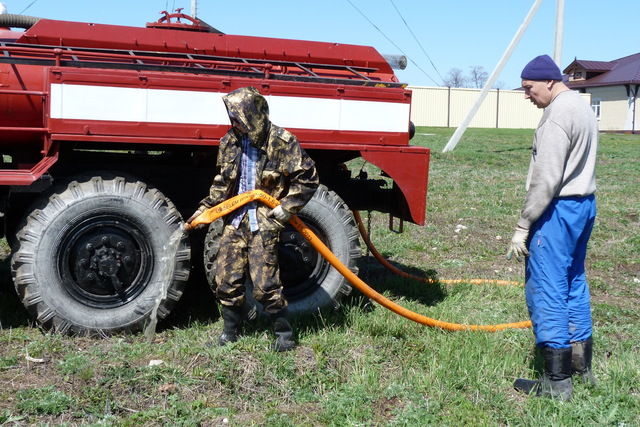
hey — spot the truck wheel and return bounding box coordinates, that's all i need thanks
[11,174,190,335]
[203,185,360,317]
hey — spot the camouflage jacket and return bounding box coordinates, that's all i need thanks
[200,86,319,216]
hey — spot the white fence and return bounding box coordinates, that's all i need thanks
[407,86,591,129]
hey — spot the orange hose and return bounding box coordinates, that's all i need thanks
[186,190,532,332]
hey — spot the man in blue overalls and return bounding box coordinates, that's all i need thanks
[507,55,598,401]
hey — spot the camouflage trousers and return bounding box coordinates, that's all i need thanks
[215,215,287,314]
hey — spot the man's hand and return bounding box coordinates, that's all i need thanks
[268,205,291,224]
[506,226,530,261]
[182,209,204,232]
[186,209,203,224]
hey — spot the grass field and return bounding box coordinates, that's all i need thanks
[0,127,638,426]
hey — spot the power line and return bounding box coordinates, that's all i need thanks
[389,0,444,85]
[19,0,39,15]
[345,0,440,86]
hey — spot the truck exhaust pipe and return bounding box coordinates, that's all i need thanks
[383,54,407,70]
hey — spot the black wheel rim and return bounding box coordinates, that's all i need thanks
[57,214,153,308]
[277,216,330,299]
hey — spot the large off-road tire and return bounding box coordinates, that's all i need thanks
[203,185,361,317]
[11,174,190,335]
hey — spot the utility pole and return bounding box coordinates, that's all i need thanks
[554,0,565,66]
[442,0,543,152]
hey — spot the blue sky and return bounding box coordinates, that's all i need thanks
[3,1,635,90]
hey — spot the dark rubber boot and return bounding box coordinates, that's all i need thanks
[514,346,573,401]
[218,305,243,346]
[571,337,596,386]
[271,310,295,352]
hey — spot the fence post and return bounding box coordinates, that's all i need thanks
[496,89,500,129]
[447,86,451,128]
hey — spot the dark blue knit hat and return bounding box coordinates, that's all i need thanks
[520,54,562,80]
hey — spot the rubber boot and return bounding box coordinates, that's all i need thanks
[218,305,243,346]
[514,346,573,401]
[270,310,295,352]
[571,337,596,386]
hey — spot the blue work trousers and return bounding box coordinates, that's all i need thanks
[525,195,596,349]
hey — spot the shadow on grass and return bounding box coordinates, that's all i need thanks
[158,251,220,331]
[488,147,530,153]
[0,258,32,329]
[245,254,456,338]
[0,245,455,336]
[158,229,221,332]
[159,249,452,336]
[529,346,545,377]
[235,292,375,341]
[357,254,447,306]
[0,249,452,335]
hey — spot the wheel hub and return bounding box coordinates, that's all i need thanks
[278,223,328,298]
[91,243,126,295]
[60,218,151,308]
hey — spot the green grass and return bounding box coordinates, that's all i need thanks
[1,127,639,425]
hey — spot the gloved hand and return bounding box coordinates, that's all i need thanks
[268,205,291,224]
[182,209,204,231]
[506,226,530,261]
[186,209,203,223]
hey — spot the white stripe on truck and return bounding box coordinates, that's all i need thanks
[50,83,409,133]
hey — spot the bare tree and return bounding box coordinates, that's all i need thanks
[469,65,489,89]
[493,80,508,90]
[443,68,467,88]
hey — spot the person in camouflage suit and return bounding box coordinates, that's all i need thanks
[188,86,319,351]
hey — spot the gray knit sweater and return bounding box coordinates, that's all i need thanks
[517,90,598,229]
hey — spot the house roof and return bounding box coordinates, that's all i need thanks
[569,60,615,72]
[564,53,640,88]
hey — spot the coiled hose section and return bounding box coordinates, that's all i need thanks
[0,14,41,29]
[185,190,532,332]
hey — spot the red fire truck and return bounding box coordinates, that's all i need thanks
[0,11,430,334]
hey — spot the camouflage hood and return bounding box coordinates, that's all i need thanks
[222,86,271,147]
